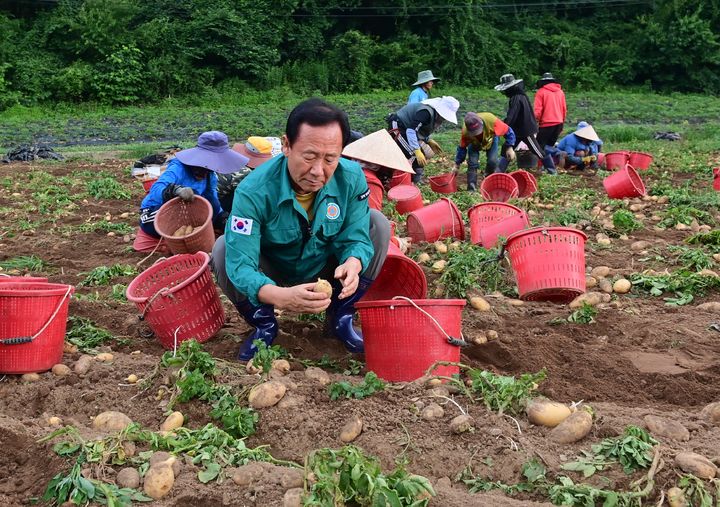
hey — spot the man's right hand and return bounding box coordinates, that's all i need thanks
[453,163,461,173]
[175,186,195,202]
[414,149,427,167]
[260,283,331,313]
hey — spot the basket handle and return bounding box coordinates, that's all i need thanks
[0,286,73,346]
[138,285,173,321]
[390,296,468,347]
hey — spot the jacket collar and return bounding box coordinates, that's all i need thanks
[278,156,341,204]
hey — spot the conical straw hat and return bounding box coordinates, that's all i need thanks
[575,125,600,142]
[342,130,415,173]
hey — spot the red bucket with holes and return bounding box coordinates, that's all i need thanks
[363,169,385,211]
[603,164,646,199]
[142,178,158,193]
[0,282,74,373]
[628,151,653,170]
[506,227,587,303]
[388,184,423,214]
[363,241,427,302]
[389,171,412,189]
[509,171,537,198]
[481,173,519,202]
[155,196,215,254]
[407,198,465,243]
[714,168,720,191]
[604,151,629,171]
[356,298,466,381]
[468,202,525,245]
[429,172,458,194]
[0,275,48,283]
[126,252,224,349]
[479,212,529,249]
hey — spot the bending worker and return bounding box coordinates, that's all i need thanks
[211,98,391,360]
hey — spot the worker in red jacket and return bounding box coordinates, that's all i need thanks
[534,72,567,149]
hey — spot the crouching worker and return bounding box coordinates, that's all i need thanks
[211,98,391,360]
[555,122,602,171]
[137,131,249,245]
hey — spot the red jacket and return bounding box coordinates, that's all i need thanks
[534,83,566,127]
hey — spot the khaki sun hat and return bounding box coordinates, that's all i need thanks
[342,130,415,174]
[494,73,523,91]
[421,96,460,124]
[575,124,600,142]
[412,70,440,86]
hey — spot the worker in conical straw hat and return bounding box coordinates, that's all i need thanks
[386,95,460,184]
[555,121,603,171]
[408,69,440,104]
[342,129,414,210]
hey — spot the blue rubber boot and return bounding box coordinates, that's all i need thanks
[234,300,278,361]
[326,276,373,353]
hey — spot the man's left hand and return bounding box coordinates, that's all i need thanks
[427,139,443,154]
[334,257,363,299]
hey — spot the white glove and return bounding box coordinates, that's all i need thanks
[506,147,516,162]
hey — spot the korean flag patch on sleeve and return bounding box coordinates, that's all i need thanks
[231,216,253,235]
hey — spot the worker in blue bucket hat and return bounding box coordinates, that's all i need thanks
[211,98,391,361]
[138,131,249,239]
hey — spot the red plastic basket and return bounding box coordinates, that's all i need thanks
[142,178,158,193]
[389,171,412,189]
[468,202,525,246]
[505,227,587,303]
[481,173,519,202]
[155,196,216,254]
[479,212,529,249]
[603,164,646,199]
[356,297,466,381]
[126,252,225,349]
[388,184,423,214]
[604,151,629,171]
[407,197,465,243]
[714,168,720,191]
[363,241,427,302]
[0,275,48,283]
[509,170,538,197]
[0,282,74,374]
[429,172,458,194]
[363,169,385,211]
[628,151,653,170]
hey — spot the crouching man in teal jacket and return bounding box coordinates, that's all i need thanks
[211,98,391,360]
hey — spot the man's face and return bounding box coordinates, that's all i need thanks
[424,80,435,91]
[283,123,343,193]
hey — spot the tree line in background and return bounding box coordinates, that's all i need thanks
[0,0,718,109]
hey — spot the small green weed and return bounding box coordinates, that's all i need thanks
[659,205,714,228]
[687,229,720,247]
[79,264,137,286]
[547,206,592,227]
[250,339,288,375]
[438,243,512,298]
[467,369,546,415]
[86,177,131,200]
[668,245,714,271]
[459,459,546,495]
[612,209,643,233]
[676,474,717,506]
[630,270,720,305]
[567,303,598,324]
[328,372,385,400]
[77,220,134,235]
[66,316,116,352]
[0,255,47,272]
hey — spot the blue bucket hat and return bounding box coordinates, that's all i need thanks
[175,131,249,175]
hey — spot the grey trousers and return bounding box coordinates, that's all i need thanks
[211,209,391,306]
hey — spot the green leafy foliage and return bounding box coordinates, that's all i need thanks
[659,205,714,228]
[548,476,644,506]
[567,303,598,324]
[300,355,364,375]
[438,243,513,298]
[304,445,435,506]
[79,264,137,286]
[459,459,546,495]
[630,270,720,305]
[86,176,132,199]
[612,209,643,233]
[467,369,546,415]
[66,316,116,352]
[0,254,47,272]
[328,372,386,401]
[668,245,715,271]
[688,230,720,247]
[677,474,717,507]
[250,339,287,375]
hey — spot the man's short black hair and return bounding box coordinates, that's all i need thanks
[285,98,351,147]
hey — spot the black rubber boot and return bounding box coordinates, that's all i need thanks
[326,276,373,353]
[234,300,278,361]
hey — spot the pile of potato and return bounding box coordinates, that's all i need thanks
[173,225,199,237]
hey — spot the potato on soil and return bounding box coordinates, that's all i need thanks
[549,407,593,443]
[313,278,333,298]
[116,467,141,489]
[249,380,287,409]
[271,359,291,374]
[51,364,71,377]
[149,452,181,476]
[160,411,184,432]
[450,414,474,434]
[674,452,717,479]
[21,373,40,382]
[469,296,491,311]
[93,411,133,432]
[612,278,632,294]
[143,462,175,499]
[416,252,431,264]
[569,292,603,309]
[431,260,446,273]
[667,487,687,507]
[95,352,114,362]
[526,398,572,427]
[73,355,93,375]
[701,401,720,423]
[340,415,363,443]
[434,241,448,254]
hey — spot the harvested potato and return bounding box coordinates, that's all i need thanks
[47,416,62,426]
[450,414,474,434]
[431,260,446,273]
[149,452,181,476]
[74,355,93,375]
[590,266,610,278]
[526,398,572,427]
[486,330,499,340]
[144,462,175,499]
[644,414,689,441]
[667,487,687,507]
[613,278,632,294]
[701,401,720,424]
[469,296,490,311]
[416,252,431,264]
[160,411,184,432]
[339,415,363,443]
[126,374,138,384]
[549,407,593,443]
[246,358,262,375]
[421,403,444,420]
[569,292,603,309]
[93,411,133,432]
[313,278,333,298]
[95,352,114,362]
[304,366,330,385]
[249,380,287,409]
[434,242,448,254]
[271,359,291,374]
[472,334,488,345]
[21,373,40,382]
[675,452,717,479]
[51,364,71,377]
[116,467,141,489]
[449,241,461,251]
[173,226,186,237]
[697,302,720,312]
[598,278,613,294]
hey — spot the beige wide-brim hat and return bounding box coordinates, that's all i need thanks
[342,130,415,174]
[421,96,459,124]
[575,125,600,142]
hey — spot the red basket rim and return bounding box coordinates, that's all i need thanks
[621,164,646,195]
[607,151,630,156]
[438,197,465,240]
[126,251,210,303]
[388,184,420,201]
[155,196,213,240]
[0,282,74,296]
[628,151,652,157]
[429,172,456,187]
[468,202,523,216]
[506,226,588,244]
[356,298,466,309]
